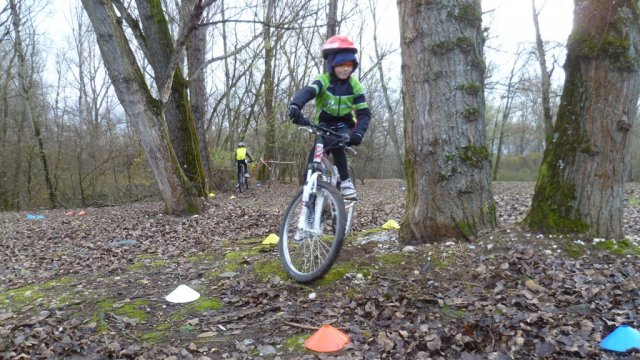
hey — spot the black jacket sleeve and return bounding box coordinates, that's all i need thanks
[352,93,371,136]
[290,80,322,108]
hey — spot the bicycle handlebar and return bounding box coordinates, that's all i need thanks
[297,118,350,143]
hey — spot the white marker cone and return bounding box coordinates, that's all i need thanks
[165,284,200,303]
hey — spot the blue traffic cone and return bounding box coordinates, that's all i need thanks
[600,325,640,352]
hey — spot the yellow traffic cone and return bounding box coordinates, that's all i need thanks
[262,233,279,245]
[381,219,400,229]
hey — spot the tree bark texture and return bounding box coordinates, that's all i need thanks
[260,0,277,181]
[327,0,338,38]
[185,0,212,192]
[398,0,495,243]
[136,0,207,196]
[525,0,640,239]
[81,0,200,215]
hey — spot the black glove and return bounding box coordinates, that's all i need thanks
[292,117,310,127]
[347,132,363,146]
[289,104,302,123]
[340,133,351,143]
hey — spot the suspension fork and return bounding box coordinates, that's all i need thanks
[297,170,321,231]
[297,139,326,229]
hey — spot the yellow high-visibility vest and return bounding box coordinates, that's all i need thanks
[236,147,247,161]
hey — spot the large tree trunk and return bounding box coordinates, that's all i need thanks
[135,0,207,197]
[525,0,640,239]
[398,0,495,243]
[81,0,200,215]
[185,0,213,192]
[260,0,277,181]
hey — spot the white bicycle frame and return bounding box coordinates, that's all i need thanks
[296,141,327,235]
[294,126,356,237]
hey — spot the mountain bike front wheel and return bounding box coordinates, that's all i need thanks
[279,181,346,283]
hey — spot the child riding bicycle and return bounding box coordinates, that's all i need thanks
[236,141,253,178]
[288,35,371,200]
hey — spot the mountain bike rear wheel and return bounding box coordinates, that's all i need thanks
[279,181,346,283]
[238,165,248,192]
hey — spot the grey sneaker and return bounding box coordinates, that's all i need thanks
[244,173,250,177]
[340,179,357,199]
[294,228,305,242]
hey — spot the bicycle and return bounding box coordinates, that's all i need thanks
[237,160,252,193]
[279,122,358,283]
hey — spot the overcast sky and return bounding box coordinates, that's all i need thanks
[483,0,574,67]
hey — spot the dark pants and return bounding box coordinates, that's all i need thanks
[237,160,248,177]
[306,122,350,181]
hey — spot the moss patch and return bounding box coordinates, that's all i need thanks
[254,259,288,282]
[593,239,640,256]
[458,81,481,95]
[189,298,222,312]
[461,107,480,121]
[224,248,261,261]
[441,305,466,319]
[282,333,309,353]
[315,261,364,286]
[564,242,585,259]
[0,277,76,310]
[1,285,44,307]
[186,253,216,262]
[128,255,170,271]
[377,253,406,266]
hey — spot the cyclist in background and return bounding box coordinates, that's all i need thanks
[236,141,253,178]
[288,35,371,200]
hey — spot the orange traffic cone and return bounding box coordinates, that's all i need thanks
[304,324,350,353]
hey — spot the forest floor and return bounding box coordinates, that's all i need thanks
[1,180,640,360]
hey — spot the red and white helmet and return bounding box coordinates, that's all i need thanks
[321,35,358,59]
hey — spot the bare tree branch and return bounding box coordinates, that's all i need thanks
[158,0,214,105]
[112,0,152,61]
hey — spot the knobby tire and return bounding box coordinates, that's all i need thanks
[279,181,346,283]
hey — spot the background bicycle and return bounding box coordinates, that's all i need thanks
[237,160,252,193]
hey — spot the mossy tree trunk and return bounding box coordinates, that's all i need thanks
[81,0,200,215]
[525,0,640,239]
[397,0,496,244]
[185,0,213,192]
[136,0,207,197]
